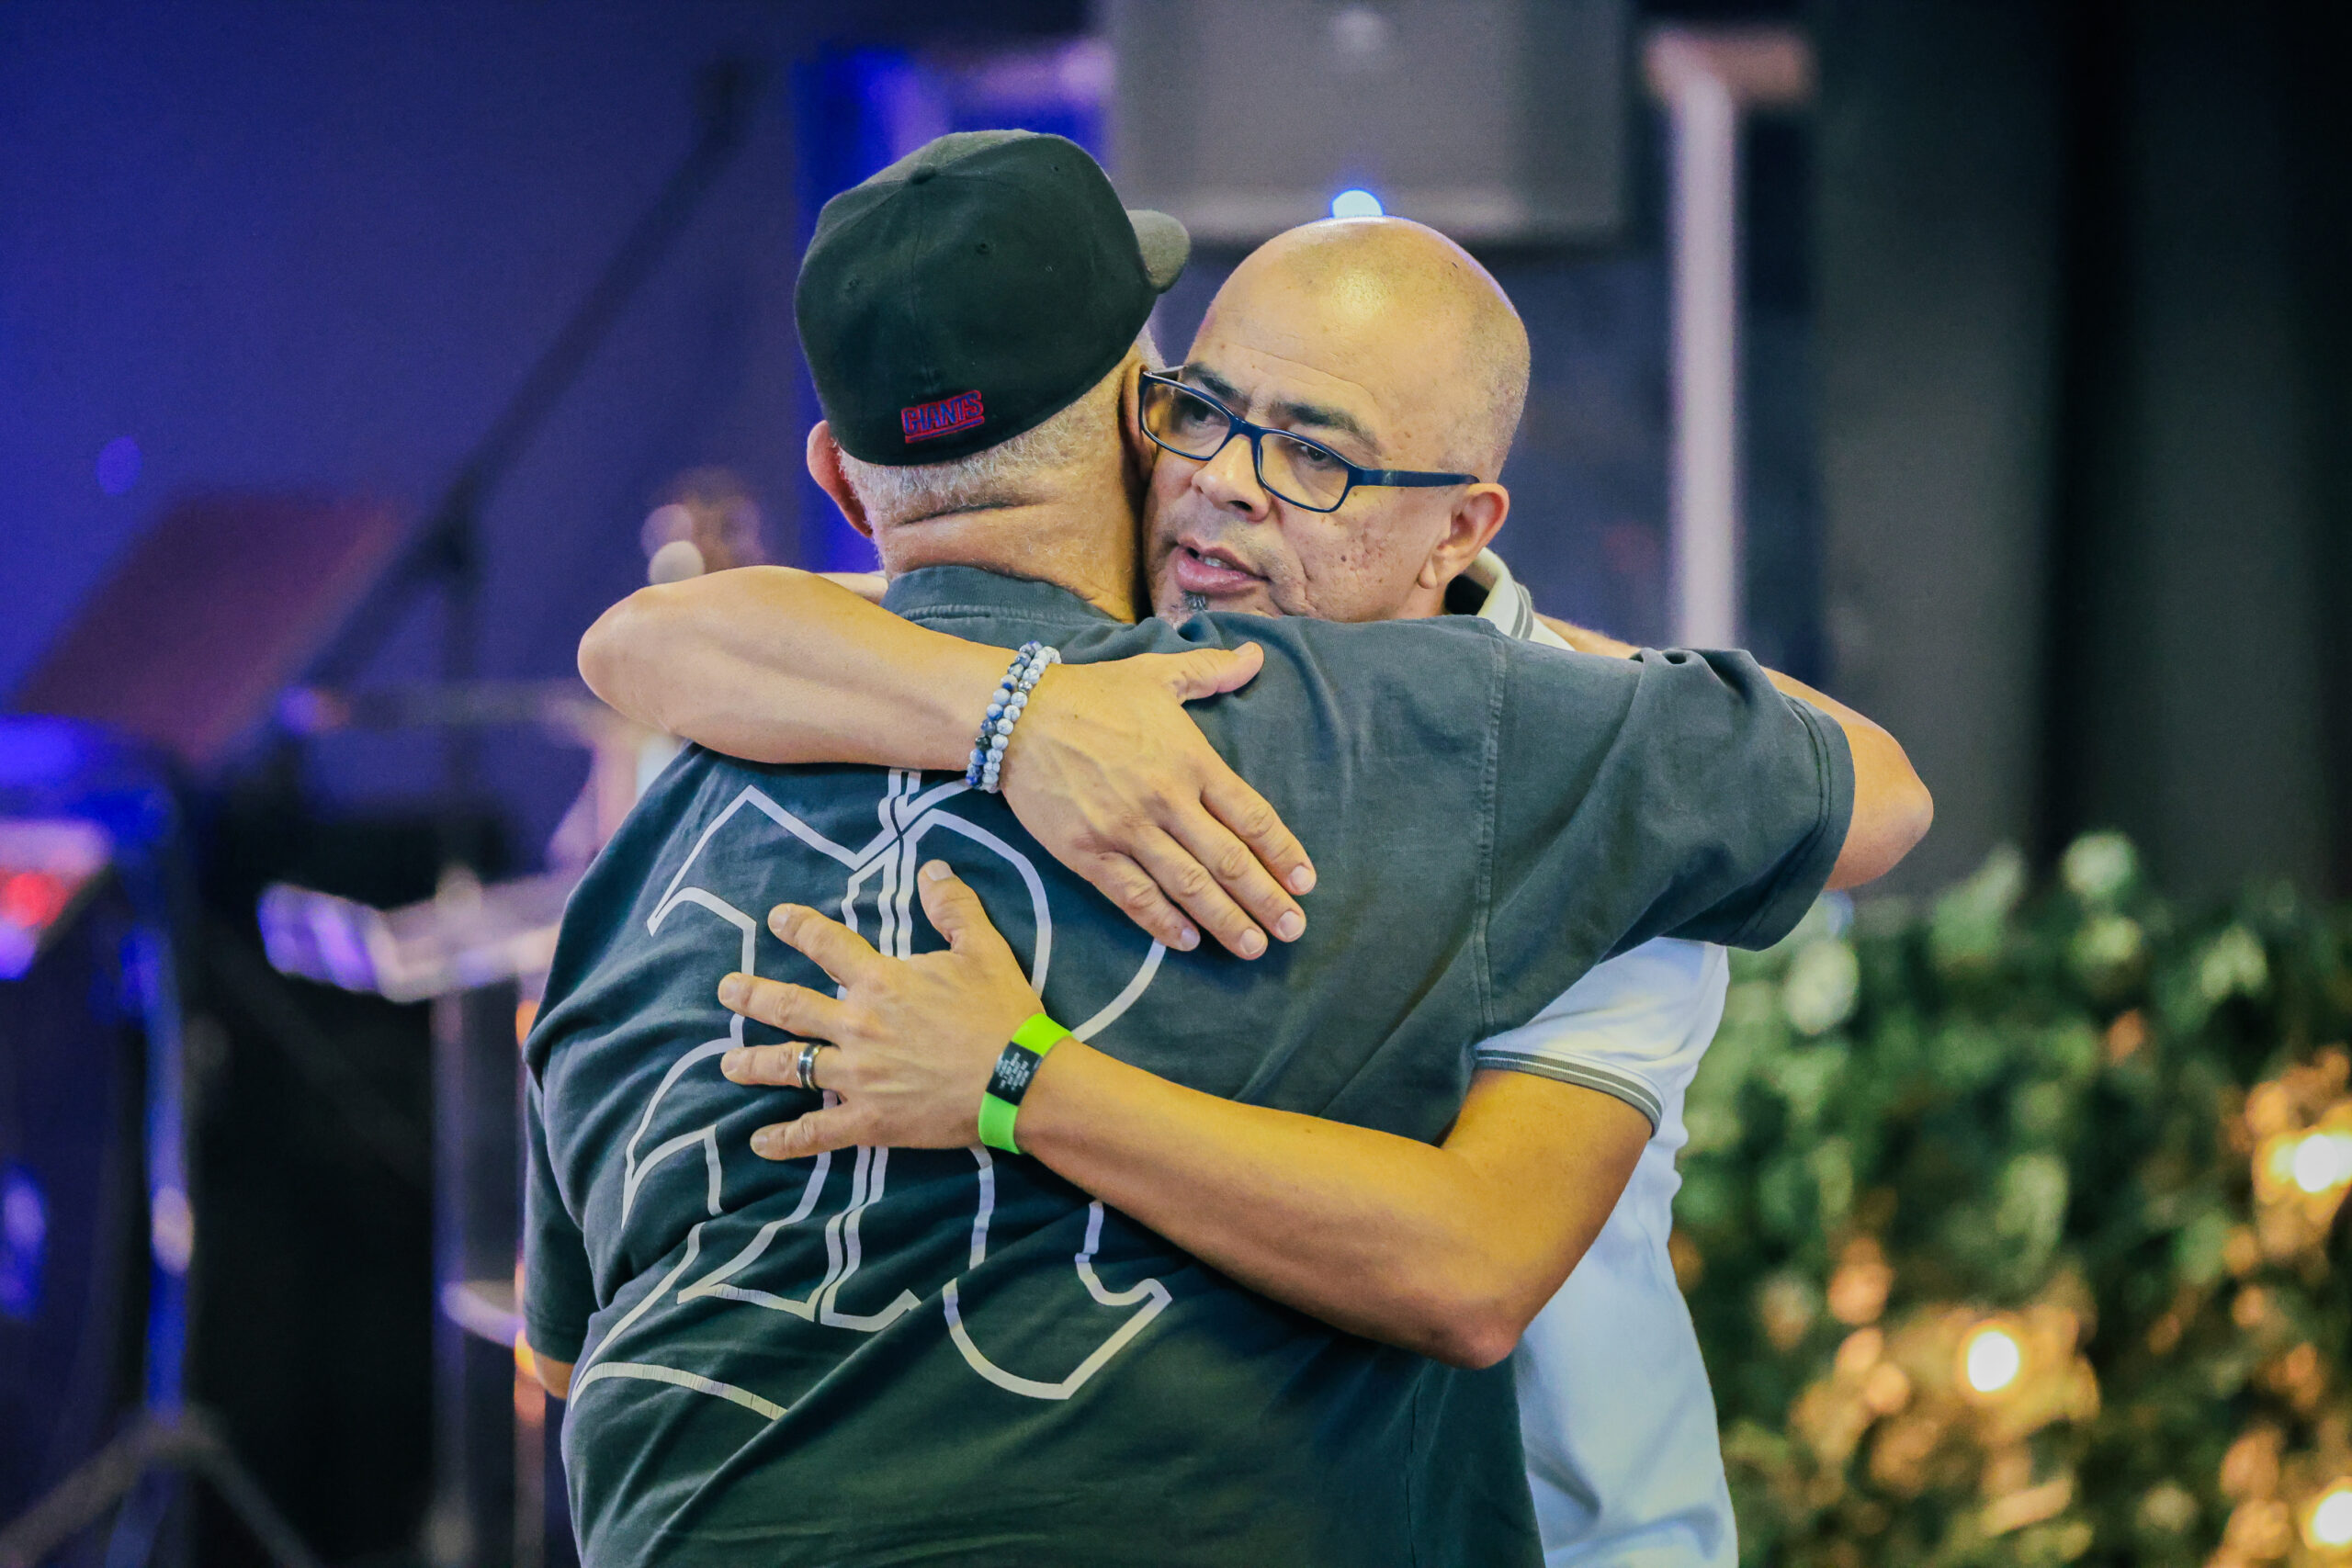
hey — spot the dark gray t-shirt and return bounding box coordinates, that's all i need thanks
[525,566,1851,1567]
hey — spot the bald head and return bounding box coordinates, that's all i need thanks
[1207,218,1529,476]
[1145,218,1527,625]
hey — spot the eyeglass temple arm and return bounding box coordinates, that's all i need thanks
[1357,469,1480,488]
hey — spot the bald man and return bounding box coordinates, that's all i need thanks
[558,139,1925,1564]
[1148,215,1531,626]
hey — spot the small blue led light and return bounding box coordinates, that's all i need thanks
[96,435,142,496]
[1,1164,45,1320]
[1330,188,1385,220]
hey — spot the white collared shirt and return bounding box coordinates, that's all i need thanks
[1458,551,1738,1568]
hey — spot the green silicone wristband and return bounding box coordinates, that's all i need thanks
[1011,1013,1070,1055]
[977,1093,1023,1155]
[978,1012,1069,1156]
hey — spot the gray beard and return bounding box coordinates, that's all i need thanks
[1182,592,1210,615]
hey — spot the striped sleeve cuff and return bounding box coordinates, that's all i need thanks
[1473,1049,1663,1132]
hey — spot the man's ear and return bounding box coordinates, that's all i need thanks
[1116,354,1159,487]
[1416,482,1511,593]
[806,421,874,539]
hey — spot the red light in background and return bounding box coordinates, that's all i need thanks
[0,871,73,932]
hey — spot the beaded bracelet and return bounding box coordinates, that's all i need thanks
[965,641,1061,792]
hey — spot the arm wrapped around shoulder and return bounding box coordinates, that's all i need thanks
[1484,645,1859,1026]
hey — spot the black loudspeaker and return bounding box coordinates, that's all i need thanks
[0,867,151,1523]
[1106,0,1630,244]
[0,722,175,1541]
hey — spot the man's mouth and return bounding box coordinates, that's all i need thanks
[1168,541,1267,598]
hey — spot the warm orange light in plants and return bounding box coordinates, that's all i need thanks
[2290,1130,2352,1195]
[1962,1322,2024,1396]
[2306,1483,2352,1551]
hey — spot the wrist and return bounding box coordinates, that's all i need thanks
[993,662,1071,793]
[978,1012,1075,1155]
[990,1033,1096,1161]
[922,641,1025,773]
[964,644,1060,793]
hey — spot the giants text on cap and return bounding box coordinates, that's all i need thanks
[901,389,986,444]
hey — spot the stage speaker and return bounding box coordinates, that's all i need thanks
[1105,0,1630,245]
[0,730,164,1530]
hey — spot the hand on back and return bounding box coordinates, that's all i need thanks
[999,642,1316,958]
[716,863,1043,1159]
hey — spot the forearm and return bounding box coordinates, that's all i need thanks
[1017,1047,1558,1368]
[587,570,1315,957]
[728,875,1643,1362]
[579,567,1004,766]
[1757,669,1931,888]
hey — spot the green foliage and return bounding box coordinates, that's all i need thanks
[1679,836,2352,1567]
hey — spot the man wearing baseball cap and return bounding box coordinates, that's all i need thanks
[526,132,1895,1566]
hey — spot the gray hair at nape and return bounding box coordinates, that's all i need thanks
[839,325,1161,529]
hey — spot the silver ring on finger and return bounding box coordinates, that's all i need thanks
[794,1040,833,1093]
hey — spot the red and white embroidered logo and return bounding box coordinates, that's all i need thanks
[901,389,985,443]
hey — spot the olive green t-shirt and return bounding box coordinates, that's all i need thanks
[526,566,1851,1567]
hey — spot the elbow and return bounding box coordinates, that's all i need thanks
[1898,773,1935,860]
[578,587,671,714]
[1875,764,1936,878]
[1430,1314,1523,1371]
[1871,767,1935,874]
[1411,1275,1550,1370]
[1829,746,1935,891]
[1390,1228,1599,1368]
[577,595,632,704]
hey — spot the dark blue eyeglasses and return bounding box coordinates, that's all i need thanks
[1137,372,1478,513]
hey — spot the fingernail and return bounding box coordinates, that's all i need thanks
[922,860,950,883]
[1275,910,1305,942]
[721,1047,748,1078]
[768,906,796,935]
[752,1128,781,1157]
[718,975,746,1007]
[1238,928,1267,958]
[1289,866,1317,895]
[1176,924,1199,951]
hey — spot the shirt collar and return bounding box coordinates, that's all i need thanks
[1459,549,1540,642]
[880,565,1126,629]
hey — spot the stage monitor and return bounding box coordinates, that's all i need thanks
[1105,0,1630,245]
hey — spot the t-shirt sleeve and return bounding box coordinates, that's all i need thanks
[1472,939,1729,1132]
[524,1074,596,1364]
[1485,644,1852,1022]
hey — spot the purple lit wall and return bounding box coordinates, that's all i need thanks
[0,0,1103,852]
[0,2,820,848]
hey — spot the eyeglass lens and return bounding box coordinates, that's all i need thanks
[1141,380,1352,510]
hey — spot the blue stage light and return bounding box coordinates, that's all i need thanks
[1,1164,45,1320]
[96,435,141,496]
[1330,188,1385,219]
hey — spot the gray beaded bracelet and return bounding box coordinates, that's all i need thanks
[965,641,1061,792]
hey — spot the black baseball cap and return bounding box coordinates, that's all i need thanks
[796,130,1189,466]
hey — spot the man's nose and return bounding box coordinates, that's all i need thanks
[1192,434,1272,521]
